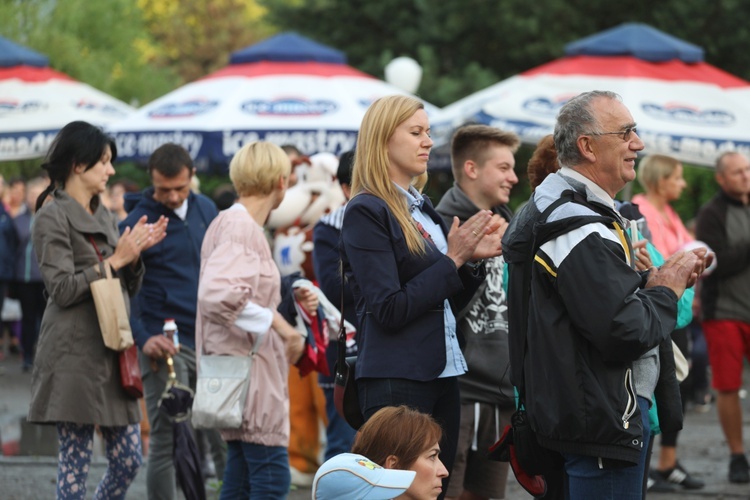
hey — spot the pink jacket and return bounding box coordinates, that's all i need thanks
[632,194,693,258]
[196,206,289,446]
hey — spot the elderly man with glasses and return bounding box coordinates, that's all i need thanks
[502,90,712,499]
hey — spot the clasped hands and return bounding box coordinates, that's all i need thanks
[646,247,714,298]
[446,210,507,268]
[110,215,169,271]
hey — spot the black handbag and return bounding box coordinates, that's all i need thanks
[332,265,365,430]
[333,352,364,430]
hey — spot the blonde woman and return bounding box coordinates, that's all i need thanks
[632,154,693,257]
[340,95,502,496]
[196,141,306,499]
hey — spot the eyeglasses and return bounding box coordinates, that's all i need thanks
[588,126,638,142]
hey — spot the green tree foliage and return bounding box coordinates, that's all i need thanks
[0,0,181,106]
[137,0,273,84]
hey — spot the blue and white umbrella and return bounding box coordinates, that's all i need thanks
[107,32,439,171]
[0,36,134,161]
[433,23,750,167]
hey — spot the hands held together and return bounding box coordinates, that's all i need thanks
[110,215,168,271]
[646,247,714,298]
[446,210,507,268]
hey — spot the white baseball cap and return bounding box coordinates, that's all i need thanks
[312,453,416,500]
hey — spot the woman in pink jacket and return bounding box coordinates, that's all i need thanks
[196,141,307,499]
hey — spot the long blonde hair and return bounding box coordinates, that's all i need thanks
[351,95,428,255]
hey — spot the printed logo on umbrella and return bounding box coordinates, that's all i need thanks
[241,98,338,116]
[148,99,219,118]
[521,95,576,116]
[73,99,129,117]
[641,103,735,126]
[0,100,47,115]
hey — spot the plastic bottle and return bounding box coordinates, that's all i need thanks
[163,318,180,351]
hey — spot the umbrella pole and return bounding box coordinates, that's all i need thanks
[166,354,177,385]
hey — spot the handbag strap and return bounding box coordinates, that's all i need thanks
[88,235,103,262]
[88,235,111,279]
[337,260,347,369]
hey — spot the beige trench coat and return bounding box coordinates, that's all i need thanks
[28,190,144,426]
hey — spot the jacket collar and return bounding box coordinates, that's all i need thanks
[437,183,513,222]
[53,189,118,247]
[126,186,196,216]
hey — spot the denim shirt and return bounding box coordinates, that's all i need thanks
[397,184,467,377]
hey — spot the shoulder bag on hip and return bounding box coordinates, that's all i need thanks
[89,236,142,398]
[333,264,364,430]
[192,332,266,429]
[88,236,134,351]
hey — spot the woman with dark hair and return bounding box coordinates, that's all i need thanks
[352,406,449,500]
[29,121,167,499]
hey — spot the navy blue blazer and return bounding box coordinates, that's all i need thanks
[341,192,484,382]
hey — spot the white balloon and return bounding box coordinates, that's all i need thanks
[385,57,423,94]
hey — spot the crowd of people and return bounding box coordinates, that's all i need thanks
[1,89,749,500]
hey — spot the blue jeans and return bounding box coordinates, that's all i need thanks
[322,386,357,460]
[220,441,290,500]
[563,397,652,500]
[358,377,460,500]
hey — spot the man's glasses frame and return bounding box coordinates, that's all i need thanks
[587,126,638,142]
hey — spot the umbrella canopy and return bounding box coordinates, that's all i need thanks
[0,36,134,161]
[433,23,750,167]
[107,32,439,171]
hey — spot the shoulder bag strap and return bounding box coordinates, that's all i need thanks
[337,260,347,368]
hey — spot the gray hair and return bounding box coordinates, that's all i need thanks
[554,90,621,167]
[715,151,745,174]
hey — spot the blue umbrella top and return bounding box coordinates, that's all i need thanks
[229,32,347,65]
[0,36,49,68]
[564,22,704,64]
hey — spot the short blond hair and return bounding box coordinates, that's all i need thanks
[229,141,291,196]
[637,154,681,193]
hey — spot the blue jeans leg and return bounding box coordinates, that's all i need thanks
[220,441,290,500]
[322,386,357,460]
[563,397,651,500]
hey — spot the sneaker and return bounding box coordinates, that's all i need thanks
[729,454,750,483]
[290,466,315,487]
[655,462,705,489]
[647,470,677,493]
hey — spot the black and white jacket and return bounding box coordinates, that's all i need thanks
[502,170,680,466]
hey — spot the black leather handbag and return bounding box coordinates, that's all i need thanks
[332,271,365,430]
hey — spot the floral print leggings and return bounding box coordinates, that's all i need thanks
[56,422,142,500]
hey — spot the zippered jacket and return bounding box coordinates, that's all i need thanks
[120,188,218,350]
[695,190,750,323]
[502,172,679,466]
